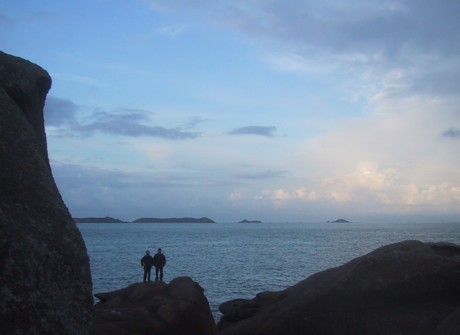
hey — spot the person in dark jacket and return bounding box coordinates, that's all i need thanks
[140,250,154,282]
[153,248,166,281]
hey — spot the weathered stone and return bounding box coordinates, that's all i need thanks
[218,240,460,335]
[94,277,217,335]
[0,51,94,334]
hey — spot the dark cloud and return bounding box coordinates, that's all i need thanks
[229,126,277,137]
[182,116,206,130]
[221,1,460,61]
[45,98,199,140]
[50,161,239,220]
[442,128,460,139]
[74,111,199,139]
[44,96,78,126]
[235,170,287,180]
[52,162,181,190]
[151,1,460,57]
[150,0,460,97]
[405,66,460,97]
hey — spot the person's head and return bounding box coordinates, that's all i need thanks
[146,250,150,255]
[158,248,162,253]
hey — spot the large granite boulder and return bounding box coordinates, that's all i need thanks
[218,240,460,335]
[94,277,217,335]
[0,51,94,334]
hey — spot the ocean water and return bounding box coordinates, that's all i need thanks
[77,221,460,319]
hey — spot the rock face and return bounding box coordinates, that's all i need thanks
[94,277,217,335]
[0,52,94,334]
[218,240,460,335]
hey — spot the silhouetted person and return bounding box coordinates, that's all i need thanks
[141,250,154,282]
[153,248,166,281]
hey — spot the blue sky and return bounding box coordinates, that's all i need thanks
[2,0,460,222]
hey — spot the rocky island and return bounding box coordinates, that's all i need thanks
[132,217,215,223]
[239,219,262,223]
[328,218,351,223]
[73,216,216,223]
[74,216,126,223]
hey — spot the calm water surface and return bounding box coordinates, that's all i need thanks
[77,221,460,318]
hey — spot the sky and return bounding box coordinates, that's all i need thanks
[1,0,460,223]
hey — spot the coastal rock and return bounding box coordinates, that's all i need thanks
[218,240,460,335]
[94,277,217,335]
[0,52,94,334]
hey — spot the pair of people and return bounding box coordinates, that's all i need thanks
[141,248,166,282]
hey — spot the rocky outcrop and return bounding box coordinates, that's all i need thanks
[218,240,460,335]
[94,277,217,335]
[0,51,94,334]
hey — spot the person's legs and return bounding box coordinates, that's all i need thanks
[159,267,164,281]
[143,268,147,282]
[147,267,151,282]
[155,267,159,281]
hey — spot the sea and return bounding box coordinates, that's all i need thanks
[77,221,460,319]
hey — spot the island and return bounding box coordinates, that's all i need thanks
[239,219,262,223]
[132,217,215,223]
[73,216,126,223]
[327,218,351,223]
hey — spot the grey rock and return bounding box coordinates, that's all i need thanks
[0,51,94,334]
[94,277,217,335]
[218,240,460,335]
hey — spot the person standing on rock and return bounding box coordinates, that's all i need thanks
[141,250,154,282]
[153,248,166,281]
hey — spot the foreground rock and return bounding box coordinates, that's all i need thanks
[94,277,217,335]
[218,240,460,335]
[0,51,94,333]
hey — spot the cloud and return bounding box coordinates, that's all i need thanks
[50,160,251,220]
[229,126,277,137]
[157,24,186,37]
[49,162,182,219]
[52,73,107,88]
[73,110,199,140]
[44,96,78,126]
[218,1,460,58]
[45,98,199,140]
[442,128,460,139]
[149,0,460,99]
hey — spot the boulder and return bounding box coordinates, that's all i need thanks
[94,277,217,335]
[0,51,94,334]
[218,240,460,335]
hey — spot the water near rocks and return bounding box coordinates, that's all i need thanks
[78,221,460,318]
